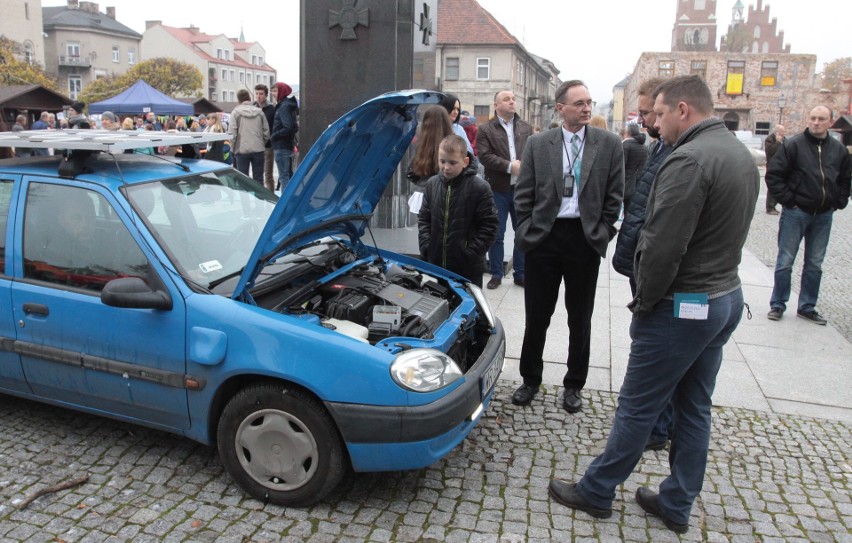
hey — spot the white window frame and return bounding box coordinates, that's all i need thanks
[67,43,80,57]
[476,58,490,80]
[112,46,120,63]
[128,49,136,65]
[221,69,227,81]
[445,57,459,81]
[68,75,82,99]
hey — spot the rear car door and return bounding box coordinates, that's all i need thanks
[9,178,191,430]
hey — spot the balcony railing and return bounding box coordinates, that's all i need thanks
[58,55,92,67]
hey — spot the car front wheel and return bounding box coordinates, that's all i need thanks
[217,382,347,507]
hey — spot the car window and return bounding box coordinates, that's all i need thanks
[23,183,150,292]
[0,180,11,273]
[126,171,276,286]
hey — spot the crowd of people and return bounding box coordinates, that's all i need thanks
[408,75,849,536]
[4,82,299,192]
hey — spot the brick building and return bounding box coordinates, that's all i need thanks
[623,0,840,136]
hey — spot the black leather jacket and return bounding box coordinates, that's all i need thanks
[766,129,851,214]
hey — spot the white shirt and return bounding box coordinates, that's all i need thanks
[557,125,586,219]
[498,116,518,185]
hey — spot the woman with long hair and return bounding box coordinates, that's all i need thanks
[406,106,453,214]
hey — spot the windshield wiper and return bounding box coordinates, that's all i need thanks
[207,267,245,290]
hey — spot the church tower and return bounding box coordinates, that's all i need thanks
[671,0,719,52]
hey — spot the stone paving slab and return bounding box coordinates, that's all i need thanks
[0,387,849,542]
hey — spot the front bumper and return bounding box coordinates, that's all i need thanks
[324,319,505,471]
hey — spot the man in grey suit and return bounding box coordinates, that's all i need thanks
[511,80,624,412]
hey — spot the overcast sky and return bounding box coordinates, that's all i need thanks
[44,0,850,103]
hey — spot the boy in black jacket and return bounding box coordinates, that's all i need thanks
[418,135,498,288]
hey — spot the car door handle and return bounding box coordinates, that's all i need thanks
[23,303,49,316]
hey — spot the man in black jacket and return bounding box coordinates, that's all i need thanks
[477,90,533,289]
[762,125,785,214]
[766,106,851,325]
[254,84,276,192]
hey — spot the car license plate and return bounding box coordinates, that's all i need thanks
[480,343,504,399]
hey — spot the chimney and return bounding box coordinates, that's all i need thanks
[80,2,99,13]
[106,6,115,19]
[67,0,79,8]
[146,20,162,30]
[185,24,200,35]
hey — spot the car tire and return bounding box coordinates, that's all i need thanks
[217,382,348,507]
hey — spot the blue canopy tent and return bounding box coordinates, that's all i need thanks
[88,79,194,116]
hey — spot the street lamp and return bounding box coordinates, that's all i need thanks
[777,92,787,125]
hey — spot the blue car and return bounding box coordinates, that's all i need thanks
[0,91,504,506]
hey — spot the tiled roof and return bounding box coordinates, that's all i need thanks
[437,0,521,47]
[42,6,142,38]
[157,25,274,72]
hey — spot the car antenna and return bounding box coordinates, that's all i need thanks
[146,152,191,172]
[356,202,384,264]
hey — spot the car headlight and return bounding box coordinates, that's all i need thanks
[467,284,495,329]
[391,349,462,392]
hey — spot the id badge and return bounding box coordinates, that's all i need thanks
[563,174,574,197]
[674,293,709,320]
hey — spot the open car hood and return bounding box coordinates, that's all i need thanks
[232,90,442,299]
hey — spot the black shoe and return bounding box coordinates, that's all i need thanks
[797,310,827,325]
[486,276,502,290]
[548,479,612,519]
[635,487,689,534]
[562,388,582,413]
[511,383,538,406]
[767,307,784,321]
[644,439,668,451]
[513,277,525,288]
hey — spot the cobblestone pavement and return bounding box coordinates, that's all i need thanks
[746,173,852,342]
[1,384,849,542]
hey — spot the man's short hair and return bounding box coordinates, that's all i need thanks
[16,114,26,124]
[811,105,834,121]
[637,77,666,98]
[40,111,50,120]
[493,89,512,102]
[653,75,714,115]
[555,80,587,104]
[254,84,269,95]
[439,134,468,157]
[237,89,252,103]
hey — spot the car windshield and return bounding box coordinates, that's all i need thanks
[125,170,277,288]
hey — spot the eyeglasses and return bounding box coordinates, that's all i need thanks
[637,110,653,119]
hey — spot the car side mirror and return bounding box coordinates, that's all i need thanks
[101,277,172,310]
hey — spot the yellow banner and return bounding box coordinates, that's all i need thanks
[727,73,744,95]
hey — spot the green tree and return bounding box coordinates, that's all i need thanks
[820,57,852,92]
[78,57,203,105]
[0,36,57,90]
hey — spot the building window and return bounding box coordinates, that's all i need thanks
[229,69,235,81]
[474,105,490,118]
[128,48,135,65]
[726,60,745,95]
[258,56,263,65]
[216,48,223,59]
[67,43,80,58]
[690,60,706,79]
[760,61,778,87]
[476,58,490,80]
[23,41,34,64]
[445,57,459,81]
[246,72,252,83]
[68,76,82,100]
[221,69,227,81]
[239,72,244,83]
[755,121,770,136]
[658,60,674,78]
[225,50,231,61]
[230,90,236,102]
[694,0,705,9]
[252,55,258,65]
[222,91,227,102]
[112,46,119,63]
[516,60,524,87]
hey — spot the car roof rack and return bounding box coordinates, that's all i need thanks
[0,129,229,152]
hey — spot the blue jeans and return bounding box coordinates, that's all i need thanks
[770,207,833,313]
[274,148,294,191]
[235,151,265,185]
[576,289,744,525]
[488,189,524,279]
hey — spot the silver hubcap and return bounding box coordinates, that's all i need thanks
[235,409,319,491]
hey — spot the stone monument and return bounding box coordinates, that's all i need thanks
[301,0,437,228]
